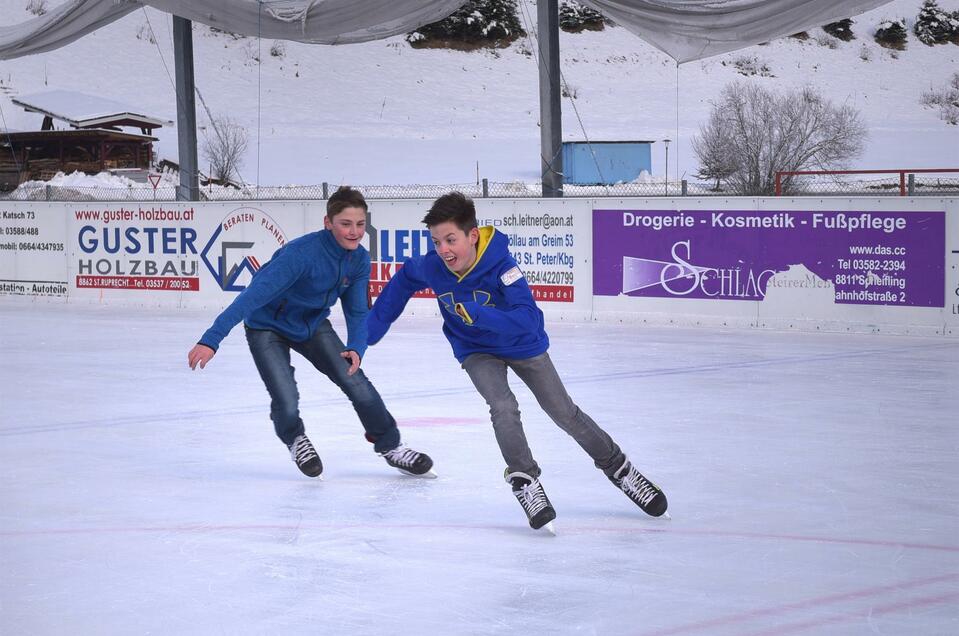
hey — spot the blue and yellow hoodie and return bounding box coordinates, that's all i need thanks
[367,226,549,363]
[198,229,370,357]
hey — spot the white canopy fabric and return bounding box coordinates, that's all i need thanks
[0,0,467,59]
[0,0,138,60]
[0,0,893,63]
[581,0,894,63]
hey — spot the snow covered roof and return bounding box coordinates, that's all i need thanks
[11,90,173,130]
[2,128,157,142]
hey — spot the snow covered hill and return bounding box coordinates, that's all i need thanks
[1,0,958,186]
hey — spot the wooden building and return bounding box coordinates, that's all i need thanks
[0,90,171,190]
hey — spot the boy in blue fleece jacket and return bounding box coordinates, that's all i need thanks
[188,187,434,479]
[367,192,667,531]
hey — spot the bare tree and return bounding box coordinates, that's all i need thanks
[201,116,249,184]
[692,82,867,195]
[692,109,740,190]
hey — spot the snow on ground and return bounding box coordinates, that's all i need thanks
[0,0,958,185]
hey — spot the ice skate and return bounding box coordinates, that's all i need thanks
[506,471,557,532]
[288,434,323,478]
[379,444,437,478]
[609,459,667,517]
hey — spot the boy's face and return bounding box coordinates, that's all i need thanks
[429,221,479,276]
[324,206,366,251]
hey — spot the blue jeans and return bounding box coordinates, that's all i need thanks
[245,321,401,453]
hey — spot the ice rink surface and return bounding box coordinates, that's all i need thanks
[1,301,957,635]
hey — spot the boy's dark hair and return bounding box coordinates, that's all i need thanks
[327,186,368,217]
[422,191,477,232]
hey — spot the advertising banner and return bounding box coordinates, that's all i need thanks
[73,204,202,294]
[1,198,954,336]
[366,201,437,301]
[593,209,946,308]
[368,200,591,311]
[475,201,585,307]
[0,203,68,298]
[950,231,959,328]
[64,201,310,307]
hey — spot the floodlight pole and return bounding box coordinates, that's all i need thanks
[663,138,671,196]
[173,16,199,201]
[538,0,563,197]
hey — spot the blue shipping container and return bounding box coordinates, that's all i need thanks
[561,141,653,185]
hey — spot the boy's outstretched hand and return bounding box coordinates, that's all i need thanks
[188,344,216,370]
[341,349,360,376]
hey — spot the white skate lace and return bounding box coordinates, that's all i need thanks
[515,481,550,516]
[383,445,420,468]
[290,436,317,464]
[621,468,659,507]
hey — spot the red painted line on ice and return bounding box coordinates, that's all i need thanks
[643,573,959,636]
[571,525,959,553]
[743,591,959,636]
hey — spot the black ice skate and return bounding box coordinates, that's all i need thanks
[609,459,668,517]
[288,434,323,478]
[379,444,437,478]
[506,471,556,533]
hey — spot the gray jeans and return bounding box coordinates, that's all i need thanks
[462,352,624,479]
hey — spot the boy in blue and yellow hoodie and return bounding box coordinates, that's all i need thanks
[367,192,667,531]
[188,187,434,480]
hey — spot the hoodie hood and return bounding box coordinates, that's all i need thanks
[451,226,506,283]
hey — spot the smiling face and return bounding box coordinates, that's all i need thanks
[324,206,366,250]
[429,220,479,276]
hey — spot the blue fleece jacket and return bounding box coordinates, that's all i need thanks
[198,229,370,357]
[367,226,549,362]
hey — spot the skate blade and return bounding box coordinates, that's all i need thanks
[661,511,671,520]
[398,468,438,479]
[540,521,556,536]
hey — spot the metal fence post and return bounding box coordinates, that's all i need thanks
[681,179,687,196]
[907,173,915,196]
[45,185,51,201]
[322,182,329,199]
[482,178,489,198]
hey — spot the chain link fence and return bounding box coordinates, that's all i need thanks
[2,175,957,202]
[777,174,959,197]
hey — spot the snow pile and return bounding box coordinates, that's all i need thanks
[44,170,140,188]
[628,170,656,184]
[6,170,169,200]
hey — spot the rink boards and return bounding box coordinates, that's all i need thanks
[1,196,956,337]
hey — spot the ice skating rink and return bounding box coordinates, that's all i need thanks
[2,301,957,635]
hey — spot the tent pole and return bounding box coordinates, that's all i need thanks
[538,0,563,197]
[173,15,199,201]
